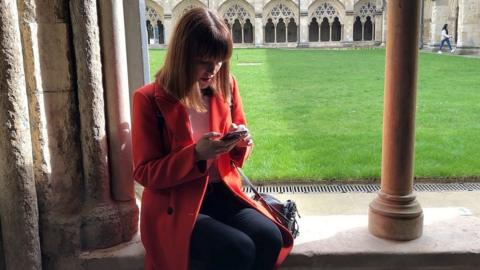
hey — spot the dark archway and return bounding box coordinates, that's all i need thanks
[276,18,286,43]
[232,19,242,43]
[287,18,297,42]
[146,20,153,44]
[332,17,341,41]
[244,19,253,43]
[353,16,362,41]
[320,18,330,41]
[265,19,275,43]
[157,20,164,44]
[364,16,373,41]
[309,18,319,42]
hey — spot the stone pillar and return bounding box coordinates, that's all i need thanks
[368,0,424,241]
[299,13,309,46]
[430,0,449,47]
[0,1,42,269]
[164,14,173,46]
[98,0,135,202]
[343,12,354,46]
[71,0,138,250]
[255,15,263,46]
[124,0,150,100]
[456,0,480,54]
[374,13,383,43]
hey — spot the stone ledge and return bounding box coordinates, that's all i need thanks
[79,208,480,270]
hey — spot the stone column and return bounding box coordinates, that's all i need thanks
[456,0,480,54]
[164,14,173,46]
[255,15,264,46]
[368,0,424,241]
[343,12,354,46]
[299,13,309,46]
[374,13,383,43]
[98,0,135,202]
[0,0,42,269]
[430,0,449,47]
[124,0,150,100]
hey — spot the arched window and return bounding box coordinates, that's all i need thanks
[364,16,373,41]
[353,16,362,41]
[276,18,286,43]
[309,18,319,42]
[332,17,341,41]
[244,19,253,43]
[265,19,275,43]
[287,18,297,42]
[157,20,164,44]
[320,18,330,41]
[232,19,242,43]
[146,20,153,44]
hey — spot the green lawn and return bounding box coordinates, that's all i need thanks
[148,48,480,182]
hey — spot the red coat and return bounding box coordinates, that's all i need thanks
[131,77,293,270]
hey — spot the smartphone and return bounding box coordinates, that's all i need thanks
[220,130,248,141]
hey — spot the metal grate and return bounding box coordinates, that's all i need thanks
[243,182,480,194]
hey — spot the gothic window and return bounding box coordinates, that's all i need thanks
[224,4,250,23]
[232,19,242,43]
[270,4,294,19]
[244,19,254,43]
[146,20,153,44]
[353,16,362,41]
[332,17,341,41]
[309,18,319,42]
[314,2,337,20]
[287,18,297,42]
[265,19,275,43]
[359,2,376,19]
[276,18,286,43]
[320,18,330,41]
[146,6,162,22]
[157,20,164,44]
[364,16,373,40]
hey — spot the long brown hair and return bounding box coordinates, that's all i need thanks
[156,7,233,111]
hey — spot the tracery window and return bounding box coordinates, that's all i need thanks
[222,3,254,44]
[309,2,342,42]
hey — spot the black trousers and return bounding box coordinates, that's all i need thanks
[190,182,283,270]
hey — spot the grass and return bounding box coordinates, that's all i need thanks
[148,48,480,182]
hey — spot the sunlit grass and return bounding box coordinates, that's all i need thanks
[149,48,480,182]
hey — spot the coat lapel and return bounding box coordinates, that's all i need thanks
[154,84,193,148]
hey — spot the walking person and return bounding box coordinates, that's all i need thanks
[131,7,294,270]
[438,24,455,54]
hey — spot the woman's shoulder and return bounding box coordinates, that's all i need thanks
[134,82,157,97]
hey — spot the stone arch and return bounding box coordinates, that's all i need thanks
[364,16,373,41]
[353,16,362,41]
[218,0,255,44]
[171,0,206,24]
[354,0,377,23]
[145,0,165,44]
[218,0,255,25]
[320,17,330,41]
[308,0,345,24]
[263,0,299,25]
[265,18,275,43]
[309,18,319,42]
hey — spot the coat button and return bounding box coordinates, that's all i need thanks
[167,206,174,215]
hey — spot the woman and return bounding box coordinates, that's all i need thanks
[438,24,455,54]
[131,7,293,270]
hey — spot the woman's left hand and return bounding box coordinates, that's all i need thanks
[229,123,253,147]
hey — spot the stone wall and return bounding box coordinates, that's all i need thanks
[0,0,139,269]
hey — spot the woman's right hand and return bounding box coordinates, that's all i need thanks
[195,132,240,161]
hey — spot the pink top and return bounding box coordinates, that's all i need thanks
[187,95,221,183]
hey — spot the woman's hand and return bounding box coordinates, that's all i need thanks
[194,132,240,161]
[228,123,253,148]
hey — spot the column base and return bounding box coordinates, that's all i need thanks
[368,191,423,241]
[80,200,138,250]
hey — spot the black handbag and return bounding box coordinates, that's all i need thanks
[236,167,300,239]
